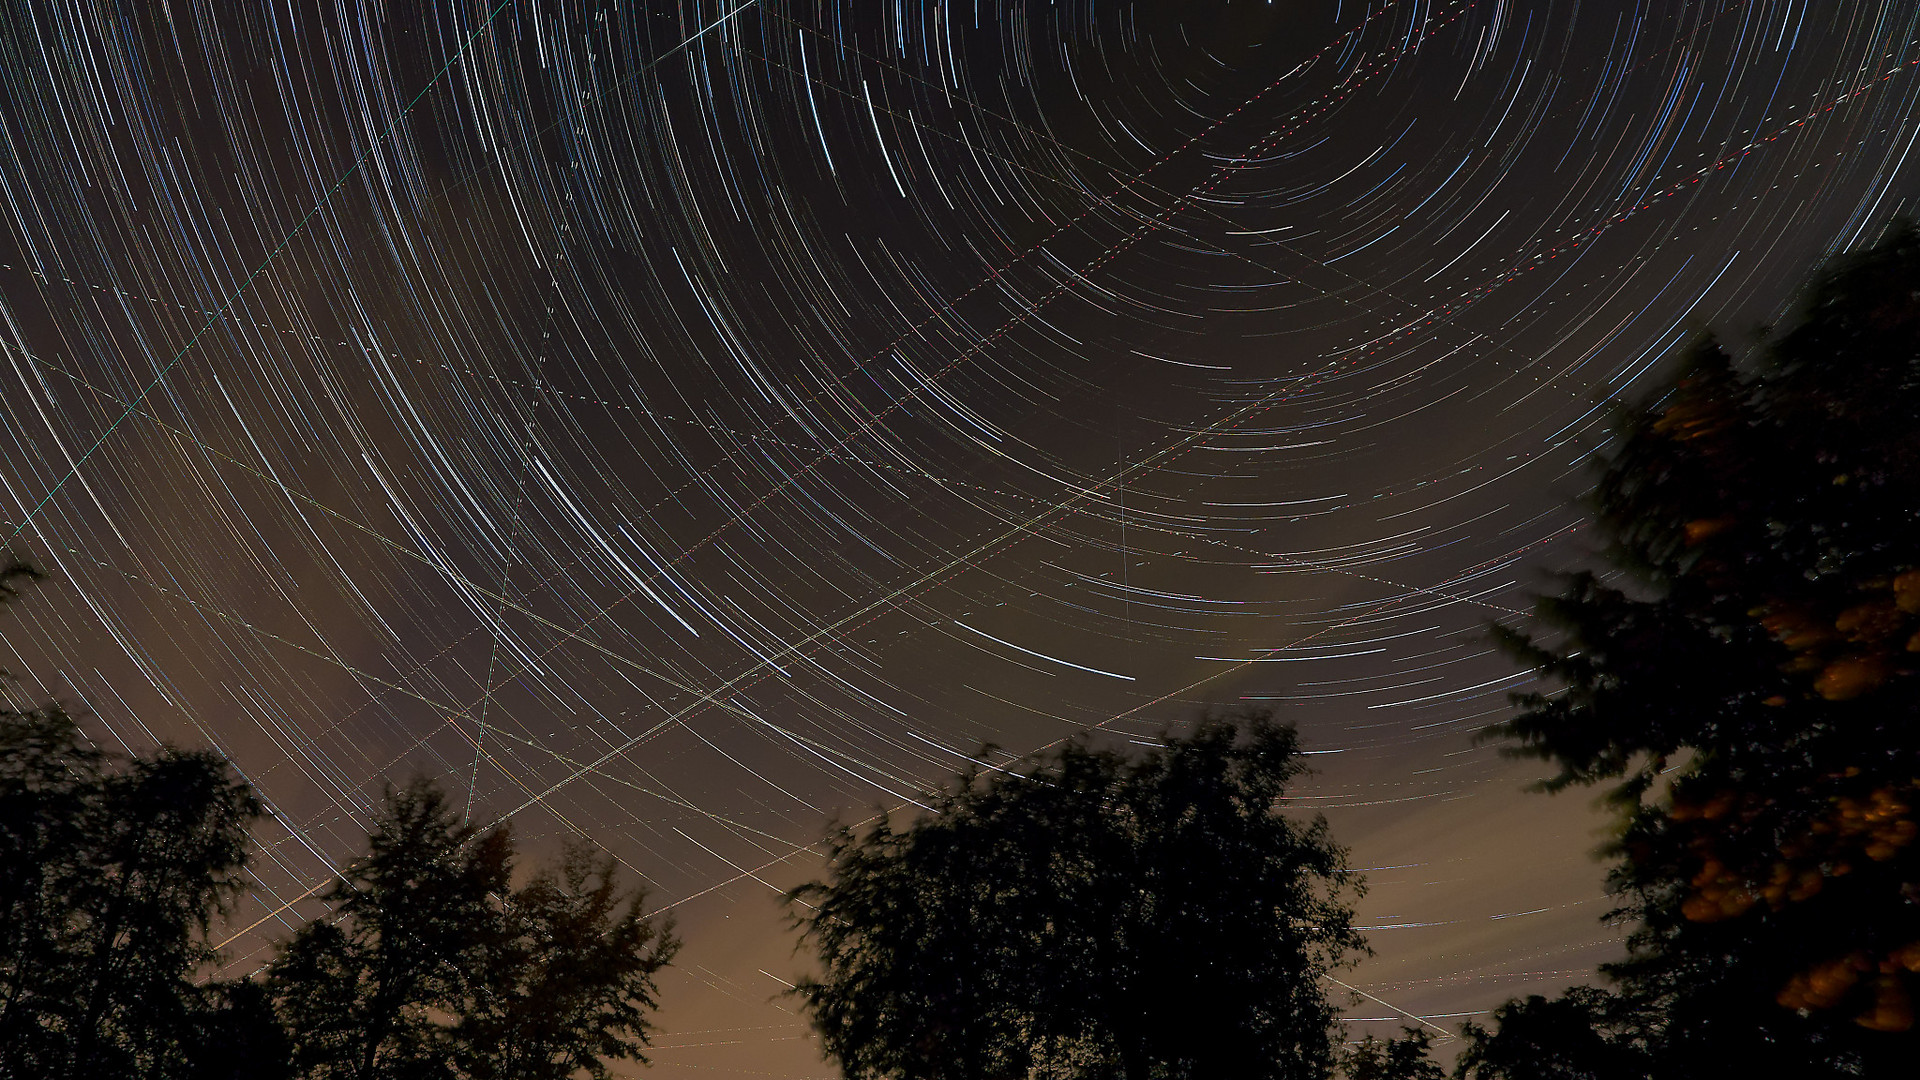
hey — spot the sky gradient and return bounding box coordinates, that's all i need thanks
[3,1,1918,1074]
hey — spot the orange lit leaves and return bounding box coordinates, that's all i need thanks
[1776,946,1920,1032]
[1675,781,1920,1030]
[1683,516,1737,546]
[1756,570,1920,701]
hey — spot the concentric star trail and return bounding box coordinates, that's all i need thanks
[3,1,1915,1070]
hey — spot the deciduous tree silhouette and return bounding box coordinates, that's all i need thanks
[0,562,266,1080]
[1488,224,1920,1075]
[454,842,678,1080]
[1,566,677,1079]
[270,780,512,1080]
[1338,1028,1445,1080]
[1452,988,1649,1080]
[788,707,1366,1080]
[270,780,676,1080]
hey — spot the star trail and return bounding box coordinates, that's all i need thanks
[2,1,1917,1073]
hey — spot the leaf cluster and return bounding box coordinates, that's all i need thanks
[1,697,264,1079]
[1337,1028,1446,1080]
[0,563,678,1080]
[268,780,680,1080]
[788,707,1366,1080]
[1452,988,1651,1080]
[1485,224,1920,1073]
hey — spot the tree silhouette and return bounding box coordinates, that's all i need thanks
[271,780,512,1080]
[454,842,678,1080]
[270,780,677,1080]
[184,977,296,1080]
[2,567,678,1078]
[1338,1027,1445,1080]
[1489,225,1920,1074]
[788,707,1367,1080]
[1,701,100,1075]
[0,562,265,1080]
[1452,988,1649,1080]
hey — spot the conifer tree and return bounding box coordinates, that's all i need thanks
[1487,226,1920,1075]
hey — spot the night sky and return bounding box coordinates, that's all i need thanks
[3,1,1918,1074]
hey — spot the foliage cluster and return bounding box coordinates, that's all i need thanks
[1,690,258,1077]
[268,780,676,1080]
[0,567,676,1080]
[790,710,1368,1080]
[1467,226,1920,1076]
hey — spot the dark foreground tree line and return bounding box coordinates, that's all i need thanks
[0,669,677,1080]
[1461,224,1920,1078]
[5,226,1920,1078]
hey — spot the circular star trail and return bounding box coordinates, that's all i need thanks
[2,1,1917,1071]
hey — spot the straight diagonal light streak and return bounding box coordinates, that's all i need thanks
[22,0,1547,947]
[6,0,768,545]
[1324,974,1460,1041]
[491,313,1540,829]
[633,573,1494,1044]
[7,0,519,544]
